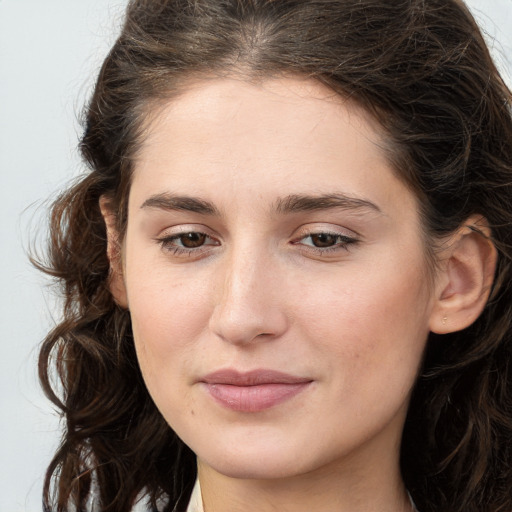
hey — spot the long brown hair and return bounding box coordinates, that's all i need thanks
[38,1,512,511]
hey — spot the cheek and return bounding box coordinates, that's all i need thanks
[124,258,214,390]
[295,255,431,384]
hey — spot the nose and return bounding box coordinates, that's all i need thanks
[208,247,289,345]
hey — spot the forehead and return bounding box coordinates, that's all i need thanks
[133,76,392,192]
[128,77,424,230]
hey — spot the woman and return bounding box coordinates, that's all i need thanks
[38,0,512,511]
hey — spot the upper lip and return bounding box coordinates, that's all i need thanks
[200,369,312,386]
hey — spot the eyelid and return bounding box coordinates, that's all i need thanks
[155,224,221,256]
[290,224,360,255]
[157,224,219,239]
[154,223,360,259]
[292,223,360,240]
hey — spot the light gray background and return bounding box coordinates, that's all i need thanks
[1,1,511,510]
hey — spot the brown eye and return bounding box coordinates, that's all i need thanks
[180,232,207,248]
[295,231,358,253]
[158,230,219,255]
[310,233,338,247]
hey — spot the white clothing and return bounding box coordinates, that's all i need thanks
[184,478,418,511]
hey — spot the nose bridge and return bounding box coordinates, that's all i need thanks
[209,238,287,344]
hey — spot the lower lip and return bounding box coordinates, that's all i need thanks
[203,382,311,412]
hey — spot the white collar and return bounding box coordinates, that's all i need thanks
[185,478,204,512]
[184,478,418,512]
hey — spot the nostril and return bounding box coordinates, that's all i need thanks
[208,302,288,346]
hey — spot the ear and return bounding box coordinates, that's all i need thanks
[429,216,497,334]
[99,196,128,308]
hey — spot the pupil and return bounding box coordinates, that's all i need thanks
[181,233,206,248]
[311,233,337,247]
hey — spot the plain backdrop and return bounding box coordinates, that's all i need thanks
[1,1,511,510]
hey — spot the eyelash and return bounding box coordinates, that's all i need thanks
[292,232,358,254]
[157,231,219,256]
[156,229,358,257]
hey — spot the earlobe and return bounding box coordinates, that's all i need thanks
[99,196,128,308]
[430,216,497,334]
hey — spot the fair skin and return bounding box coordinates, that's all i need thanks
[102,77,496,512]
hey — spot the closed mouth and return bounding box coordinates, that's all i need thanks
[200,368,313,412]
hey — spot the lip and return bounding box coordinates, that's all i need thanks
[200,369,313,412]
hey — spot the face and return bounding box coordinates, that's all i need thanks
[117,77,437,482]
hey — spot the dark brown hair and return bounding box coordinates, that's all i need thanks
[38,1,512,511]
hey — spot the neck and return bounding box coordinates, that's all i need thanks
[197,445,412,512]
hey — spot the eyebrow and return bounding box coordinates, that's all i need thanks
[140,192,381,216]
[141,193,221,216]
[274,193,381,215]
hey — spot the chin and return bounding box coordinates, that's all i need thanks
[202,454,307,481]
[194,437,314,480]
